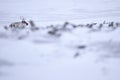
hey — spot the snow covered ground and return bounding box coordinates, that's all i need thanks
[0,0,120,80]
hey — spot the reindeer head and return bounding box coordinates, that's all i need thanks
[22,20,28,25]
[20,16,28,25]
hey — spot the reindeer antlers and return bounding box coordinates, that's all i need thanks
[20,16,25,21]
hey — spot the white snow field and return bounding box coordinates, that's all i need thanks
[0,0,120,80]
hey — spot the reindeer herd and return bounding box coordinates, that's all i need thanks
[3,17,120,36]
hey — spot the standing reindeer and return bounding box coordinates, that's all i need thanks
[9,17,28,29]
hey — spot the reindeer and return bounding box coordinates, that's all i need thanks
[115,22,120,28]
[63,22,69,28]
[108,21,116,30]
[29,20,39,31]
[86,23,97,29]
[9,17,28,29]
[98,23,103,30]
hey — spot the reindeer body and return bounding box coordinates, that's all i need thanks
[9,16,28,29]
[9,21,28,29]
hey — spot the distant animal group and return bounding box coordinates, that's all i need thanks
[4,17,120,34]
